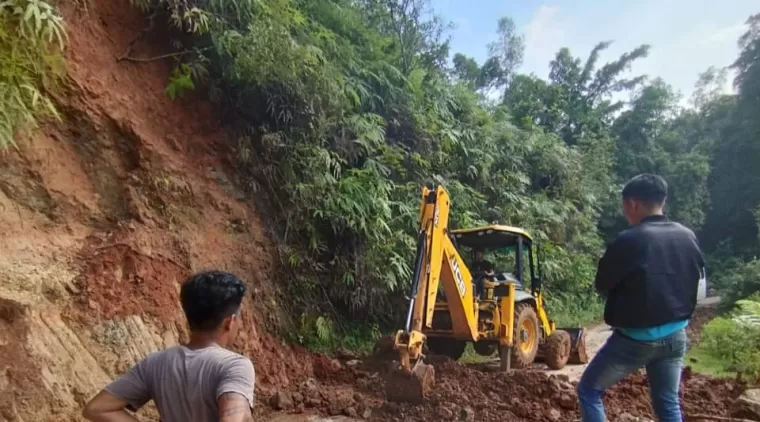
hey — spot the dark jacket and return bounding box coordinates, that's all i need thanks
[595,215,705,329]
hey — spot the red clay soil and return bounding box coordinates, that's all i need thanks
[74,236,188,322]
[262,306,746,421]
[269,354,746,422]
[56,0,315,399]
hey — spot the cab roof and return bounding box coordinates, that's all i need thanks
[450,225,533,249]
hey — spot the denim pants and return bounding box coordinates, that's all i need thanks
[577,328,688,422]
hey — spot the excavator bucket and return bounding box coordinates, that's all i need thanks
[385,358,435,403]
[562,327,588,364]
[382,331,436,403]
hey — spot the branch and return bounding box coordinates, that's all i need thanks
[687,415,757,422]
[117,51,190,63]
[118,46,213,63]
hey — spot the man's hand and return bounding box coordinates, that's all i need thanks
[82,391,141,422]
[218,392,253,422]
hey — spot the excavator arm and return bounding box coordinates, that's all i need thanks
[389,184,478,402]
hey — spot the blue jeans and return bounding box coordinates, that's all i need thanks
[577,328,688,422]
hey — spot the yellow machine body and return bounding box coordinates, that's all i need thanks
[389,184,586,402]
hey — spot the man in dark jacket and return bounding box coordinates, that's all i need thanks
[577,174,705,422]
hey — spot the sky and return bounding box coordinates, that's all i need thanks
[435,0,758,102]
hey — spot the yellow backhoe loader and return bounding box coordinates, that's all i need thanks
[387,184,588,402]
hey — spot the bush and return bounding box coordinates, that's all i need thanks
[699,295,760,380]
[712,258,760,305]
[292,314,382,355]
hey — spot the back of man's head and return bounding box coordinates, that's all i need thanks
[622,174,668,207]
[180,271,247,332]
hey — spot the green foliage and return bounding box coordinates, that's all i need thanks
[697,295,760,380]
[701,14,760,255]
[0,0,65,148]
[294,314,382,354]
[133,0,760,344]
[165,63,195,100]
[712,258,760,307]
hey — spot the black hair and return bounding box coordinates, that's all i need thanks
[180,270,247,332]
[622,174,668,206]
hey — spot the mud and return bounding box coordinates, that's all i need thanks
[262,306,747,422]
[263,353,747,422]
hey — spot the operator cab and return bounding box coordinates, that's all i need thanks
[451,225,540,298]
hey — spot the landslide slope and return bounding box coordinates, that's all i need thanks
[0,1,311,420]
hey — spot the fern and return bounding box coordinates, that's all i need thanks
[0,0,65,148]
[315,316,334,342]
[164,63,195,100]
[734,298,760,328]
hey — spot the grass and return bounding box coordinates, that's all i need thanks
[548,299,605,328]
[685,344,734,378]
[459,343,495,364]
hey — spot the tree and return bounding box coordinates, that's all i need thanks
[482,16,524,90]
[691,66,729,110]
[703,14,760,255]
[451,53,481,88]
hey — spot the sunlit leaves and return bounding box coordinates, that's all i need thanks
[164,64,195,100]
[0,0,65,148]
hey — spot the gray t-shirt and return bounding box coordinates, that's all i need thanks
[105,345,255,422]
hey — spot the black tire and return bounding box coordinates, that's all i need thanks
[511,303,540,368]
[426,337,466,361]
[544,330,571,370]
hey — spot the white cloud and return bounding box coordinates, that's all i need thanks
[516,1,753,103]
[521,5,565,78]
[703,23,746,45]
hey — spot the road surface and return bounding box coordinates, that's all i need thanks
[547,295,721,381]
[268,296,721,421]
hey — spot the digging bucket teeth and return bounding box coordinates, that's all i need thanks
[561,327,589,364]
[385,358,435,404]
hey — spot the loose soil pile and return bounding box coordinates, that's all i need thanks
[267,355,746,422]
[263,306,749,422]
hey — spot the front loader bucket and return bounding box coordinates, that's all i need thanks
[562,328,588,364]
[385,359,435,403]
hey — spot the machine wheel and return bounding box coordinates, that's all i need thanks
[511,303,540,368]
[426,337,466,361]
[544,330,571,370]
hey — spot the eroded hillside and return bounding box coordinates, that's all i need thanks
[0,1,313,420]
[2,1,759,422]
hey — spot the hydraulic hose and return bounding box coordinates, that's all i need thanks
[405,228,428,332]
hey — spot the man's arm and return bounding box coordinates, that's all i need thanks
[594,235,632,297]
[216,357,255,422]
[484,261,495,276]
[83,357,151,422]
[82,391,141,422]
[219,393,254,422]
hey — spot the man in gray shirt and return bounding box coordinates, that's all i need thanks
[83,271,255,422]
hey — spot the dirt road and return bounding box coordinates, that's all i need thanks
[263,296,726,422]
